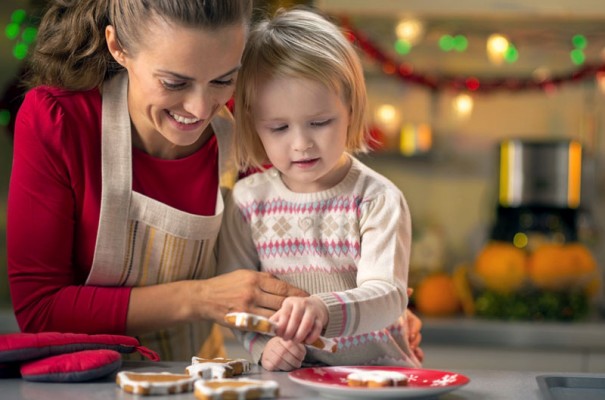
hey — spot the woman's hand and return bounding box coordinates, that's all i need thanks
[406,308,424,362]
[194,269,308,323]
[261,337,306,371]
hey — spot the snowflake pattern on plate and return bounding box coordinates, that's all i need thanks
[289,366,470,399]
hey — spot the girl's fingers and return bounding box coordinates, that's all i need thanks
[303,319,323,345]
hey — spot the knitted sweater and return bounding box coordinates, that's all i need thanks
[218,155,420,367]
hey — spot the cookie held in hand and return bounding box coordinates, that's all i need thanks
[224,312,275,334]
[224,312,336,353]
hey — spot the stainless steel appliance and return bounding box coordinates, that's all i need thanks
[490,139,582,244]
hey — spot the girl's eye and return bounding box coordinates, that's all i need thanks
[270,125,288,133]
[311,119,332,127]
[161,80,187,91]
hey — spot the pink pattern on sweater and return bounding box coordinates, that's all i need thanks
[240,195,362,221]
[257,239,360,259]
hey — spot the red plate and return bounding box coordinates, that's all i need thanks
[288,366,470,399]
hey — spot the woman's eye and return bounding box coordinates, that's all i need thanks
[161,80,187,91]
[212,78,235,87]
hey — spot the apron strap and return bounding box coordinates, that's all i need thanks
[87,72,133,284]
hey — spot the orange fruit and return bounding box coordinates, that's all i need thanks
[452,264,475,316]
[415,273,461,317]
[528,243,576,290]
[474,241,527,294]
[565,243,597,282]
[585,276,602,299]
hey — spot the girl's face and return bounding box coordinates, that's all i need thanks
[253,75,351,193]
[111,18,246,159]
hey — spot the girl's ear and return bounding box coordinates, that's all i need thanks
[106,25,126,66]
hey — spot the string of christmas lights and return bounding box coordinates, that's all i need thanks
[339,17,605,94]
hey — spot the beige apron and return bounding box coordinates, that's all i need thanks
[86,72,236,361]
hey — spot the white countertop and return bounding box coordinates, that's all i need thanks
[4,360,599,400]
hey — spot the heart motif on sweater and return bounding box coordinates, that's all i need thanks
[298,217,313,232]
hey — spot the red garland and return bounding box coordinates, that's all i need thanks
[340,17,605,94]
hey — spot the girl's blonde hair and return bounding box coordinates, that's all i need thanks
[26,0,252,90]
[234,7,370,171]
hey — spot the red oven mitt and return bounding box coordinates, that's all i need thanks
[20,349,123,382]
[0,332,159,363]
[0,332,159,382]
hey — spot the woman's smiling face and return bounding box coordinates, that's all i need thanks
[111,17,246,159]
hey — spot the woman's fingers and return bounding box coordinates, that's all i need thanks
[258,272,308,297]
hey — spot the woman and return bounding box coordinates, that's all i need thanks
[7,0,423,361]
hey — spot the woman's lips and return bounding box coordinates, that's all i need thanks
[166,110,205,131]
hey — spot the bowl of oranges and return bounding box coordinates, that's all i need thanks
[412,241,601,321]
[469,241,600,320]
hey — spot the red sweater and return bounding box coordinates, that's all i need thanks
[7,86,219,334]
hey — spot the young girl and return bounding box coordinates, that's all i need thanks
[218,8,421,371]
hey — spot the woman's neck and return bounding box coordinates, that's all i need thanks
[131,124,214,160]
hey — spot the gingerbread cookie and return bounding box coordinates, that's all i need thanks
[309,337,337,353]
[224,312,275,334]
[186,356,251,379]
[347,370,409,387]
[116,371,196,395]
[194,378,279,400]
[224,312,336,353]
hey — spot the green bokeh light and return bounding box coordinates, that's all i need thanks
[0,109,10,126]
[453,35,468,52]
[572,34,587,49]
[11,9,27,25]
[570,48,585,65]
[22,26,38,44]
[13,42,29,60]
[504,44,519,63]
[0,109,11,127]
[5,23,20,40]
[394,38,412,55]
[513,232,528,249]
[439,35,454,51]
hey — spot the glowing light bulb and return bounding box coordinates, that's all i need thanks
[487,34,509,65]
[374,104,400,136]
[453,93,473,118]
[395,18,424,46]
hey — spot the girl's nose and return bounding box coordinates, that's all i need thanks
[293,130,314,152]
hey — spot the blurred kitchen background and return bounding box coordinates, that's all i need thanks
[1,0,604,372]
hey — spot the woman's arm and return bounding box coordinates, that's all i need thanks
[126,269,305,334]
[8,88,132,334]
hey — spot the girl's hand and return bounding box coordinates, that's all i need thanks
[270,296,328,345]
[261,337,306,371]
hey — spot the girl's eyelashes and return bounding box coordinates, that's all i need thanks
[266,118,333,132]
[311,118,333,127]
[270,124,288,132]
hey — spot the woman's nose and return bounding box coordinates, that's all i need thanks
[183,89,214,120]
